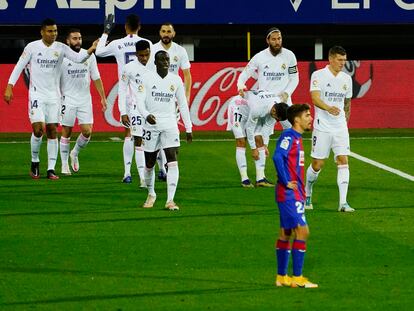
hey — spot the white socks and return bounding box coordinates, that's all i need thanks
[255,147,266,181]
[166,161,179,202]
[123,137,134,177]
[31,133,42,162]
[144,167,156,196]
[305,165,320,198]
[47,138,58,171]
[236,147,248,181]
[135,146,145,181]
[337,164,350,205]
[72,133,90,156]
[157,150,167,174]
[60,137,70,166]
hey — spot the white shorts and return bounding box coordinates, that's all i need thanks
[311,128,350,160]
[28,98,60,124]
[142,126,180,152]
[61,99,93,127]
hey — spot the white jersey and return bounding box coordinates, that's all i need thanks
[229,90,281,149]
[118,59,150,116]
[147,41,191,74]
[60,50,100,106]
[237,47,298,105]
[135,71,192,132]
[310,65,352,132]
[8,40,91,102]
[95,33,152,79]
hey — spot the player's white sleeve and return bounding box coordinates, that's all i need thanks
[8,46,32,85]
[180,47,191,70]
[134,82,149,119]
[62,44,90,64]
[89,54,101,81]
[237,56,258,90]
[284,53,299,97]
[261,116,276,144]
[95,33,114,57]
[346,75,353,98]
[118,69,129,116]
[176,82,192,132]
[245,113,258,150]
[310,71,321,92]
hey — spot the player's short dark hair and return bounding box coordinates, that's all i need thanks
[135,40,150,52]
[329,46,347,57]
[41,18,56,29]
[126,14,140,31]
[160,22,174,29]
[274,102,288,121]
[66,28,81,39]
[155,50,168,60]
[287,103,311,125]
[266,27,281,39]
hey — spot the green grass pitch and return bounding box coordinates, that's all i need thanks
[0,130,413,310]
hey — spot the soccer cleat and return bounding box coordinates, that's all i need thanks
[46,170,60,180]
[338,203,355,212]
[276,274,292,287]
[158,170,167,182]
[291,276,318,288]
[30,162,40,179]
[122,175,132,184]
[241,179,254,188]
[69,150,79,172]
[140,179,147,188]
[143,194,156,208]
[165,201,179,211]
[305,197,313,210]
[255,178,274,187]
[61,164,72,176]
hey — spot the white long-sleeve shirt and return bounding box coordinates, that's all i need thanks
[237,47,299,105]
[146,41,191,74]
[60,50,100,105]
[118,59,150,116]
[8,40,90,102]
[134,71,192,133]
[95,33,152,79]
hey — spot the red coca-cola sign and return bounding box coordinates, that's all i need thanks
[0,61,413,132]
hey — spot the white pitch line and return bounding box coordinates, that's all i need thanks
[350,152,414,182]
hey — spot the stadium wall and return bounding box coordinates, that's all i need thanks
[1,60,413,132]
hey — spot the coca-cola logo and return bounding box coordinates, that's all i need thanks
[103,66,258,129]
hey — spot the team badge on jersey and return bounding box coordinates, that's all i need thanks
[281,63,286,70]
[299,150,305,166]
[170,85,175,92]
[174,56,179,62]
[342,84,348,91]
[54,52,59,58]
[280,137,291,150]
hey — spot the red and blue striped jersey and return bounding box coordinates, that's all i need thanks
[273,128,305,202]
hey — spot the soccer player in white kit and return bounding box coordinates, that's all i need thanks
[3,18,98,180]
[118,40,152,188]
[135,51,192,211]
[227,91,288,187]
[59,29,108,175]
[95,14,152,184]
[236,27,299,187]
[304,46,354,212]
[147,23,192,181]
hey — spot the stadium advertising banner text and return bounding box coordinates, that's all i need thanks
[1,60,413,132]
[0,0,413,24]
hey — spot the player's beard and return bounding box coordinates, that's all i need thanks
[70,44,81,53]
[269,44,282,55]
[161,36,172,45]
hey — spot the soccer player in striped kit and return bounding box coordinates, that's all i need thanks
[273,104,318,288]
